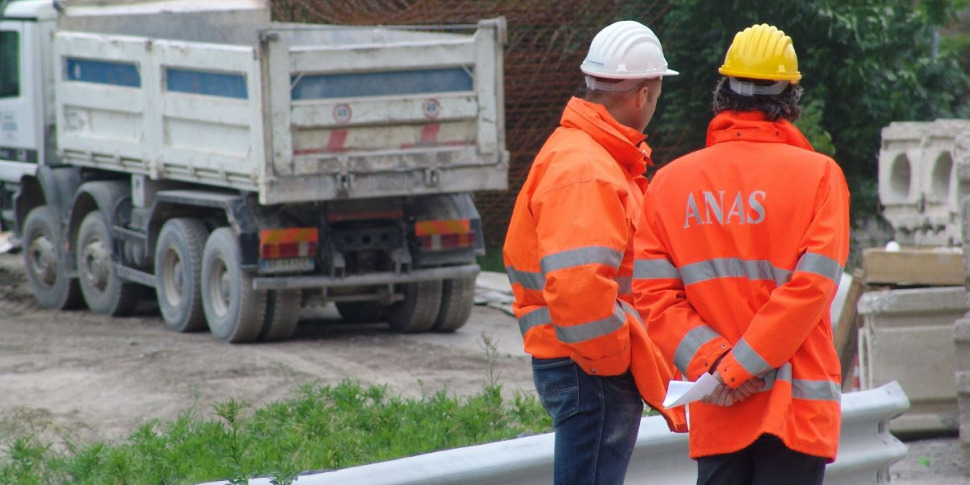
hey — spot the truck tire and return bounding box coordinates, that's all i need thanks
[433,276,476,332]
[201,227,265,343]
[155,218,209,333]
[258,289,301,341]
[76,211,140,316]
[22,206,83,310]
[335,301,384,323]
[384,280,442,333]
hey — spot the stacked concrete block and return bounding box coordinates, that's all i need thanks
[857,287,967,435]
[879,120,970,247]
[956,315,970,451]
[955,131,970,455]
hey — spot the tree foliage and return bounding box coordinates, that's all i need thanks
[648,0,970,220]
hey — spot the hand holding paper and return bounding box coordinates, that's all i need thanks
[663,372,721,408]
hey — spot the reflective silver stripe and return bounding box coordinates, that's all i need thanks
[518,301,636,341]
[506,266,545,290]
[673,325,721,375]
[758,364,840,402]
[541,246,623,273]
[615,275,632,295]
[555,303,626,344]
[795,252,843,285]
[733,338,773,377]
[618,299,642,325]
[759,363,792,391]
[633,258,681,279]
[793,379,841,402]
[776,362,792,382]
[517,307,550,336]
[680,258,791,286]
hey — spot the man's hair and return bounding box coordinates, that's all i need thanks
[711,77,803,122]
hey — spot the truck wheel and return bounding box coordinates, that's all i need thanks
[77,211,140,316]
[22,206,83,310]
[335,301,384,323]
[201,227,265,343]
[384,280,442,333]
[155,218,209,333]
[258,290,301,341]
[433,276,476,332]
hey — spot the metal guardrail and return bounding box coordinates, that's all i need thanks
[199,381,909,485]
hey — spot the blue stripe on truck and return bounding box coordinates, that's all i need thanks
[166,68,248,99]
[291,68,473,100]
[66,58,141,87]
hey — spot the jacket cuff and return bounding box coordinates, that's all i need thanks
[571,347,630,376]
[716,352,756,389]
[685,337,732,381]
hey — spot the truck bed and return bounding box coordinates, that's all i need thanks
[53,18,507,204]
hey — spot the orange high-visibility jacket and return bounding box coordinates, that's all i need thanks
[633,110,850,460]
[504,97,686,432]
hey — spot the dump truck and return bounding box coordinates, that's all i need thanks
[0,0,508,341]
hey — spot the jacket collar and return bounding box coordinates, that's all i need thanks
[706,110,815,151]
[560,97,653,175]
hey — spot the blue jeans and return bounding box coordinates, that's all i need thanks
[532,357,644,485]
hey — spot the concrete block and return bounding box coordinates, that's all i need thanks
[879,120,970,247]
[858,287,967,435]
[954,315,970,371]
[956,370,970,448]
[954,317,970,450]
[863,247,964,286]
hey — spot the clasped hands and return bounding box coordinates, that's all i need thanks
[701,372,765,407]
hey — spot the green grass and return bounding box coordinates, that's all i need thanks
[0,381,551,485]
[476,246,505,273]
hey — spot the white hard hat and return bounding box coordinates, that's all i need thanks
[581,21,678,83]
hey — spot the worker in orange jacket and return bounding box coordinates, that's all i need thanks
[504,20,685,485]
[633,24,850,485]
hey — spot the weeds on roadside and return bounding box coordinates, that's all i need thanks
[0,380,549,484]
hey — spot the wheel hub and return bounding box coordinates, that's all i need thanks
[162,251,184,306]
[81,238,110,291]
[28,235,56,286]
[206,261,232,317]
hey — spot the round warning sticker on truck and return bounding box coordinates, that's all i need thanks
[422,99,441,119]
[333,104,352,124]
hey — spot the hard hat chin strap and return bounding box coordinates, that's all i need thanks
[729,78,789,96]
[585,76,644,92]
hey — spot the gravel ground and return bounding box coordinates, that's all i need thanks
[890,436,970,484]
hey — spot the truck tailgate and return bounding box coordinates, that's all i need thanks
[263,19,508,204]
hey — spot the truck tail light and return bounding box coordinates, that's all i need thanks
[259,228,317,273]
[414,219,475,250]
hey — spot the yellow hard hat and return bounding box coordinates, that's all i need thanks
[718,24,801,83]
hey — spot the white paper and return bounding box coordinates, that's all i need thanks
[663,372,721,408]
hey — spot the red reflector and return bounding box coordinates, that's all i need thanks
[261,241,317,259]
[414,219,471,237]
[259,228,318,259]
[420,232,475,250]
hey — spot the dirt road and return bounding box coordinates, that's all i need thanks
[0,251,535,443]
[1,250,967,484]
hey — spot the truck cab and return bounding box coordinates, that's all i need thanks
[0,0,56,230]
